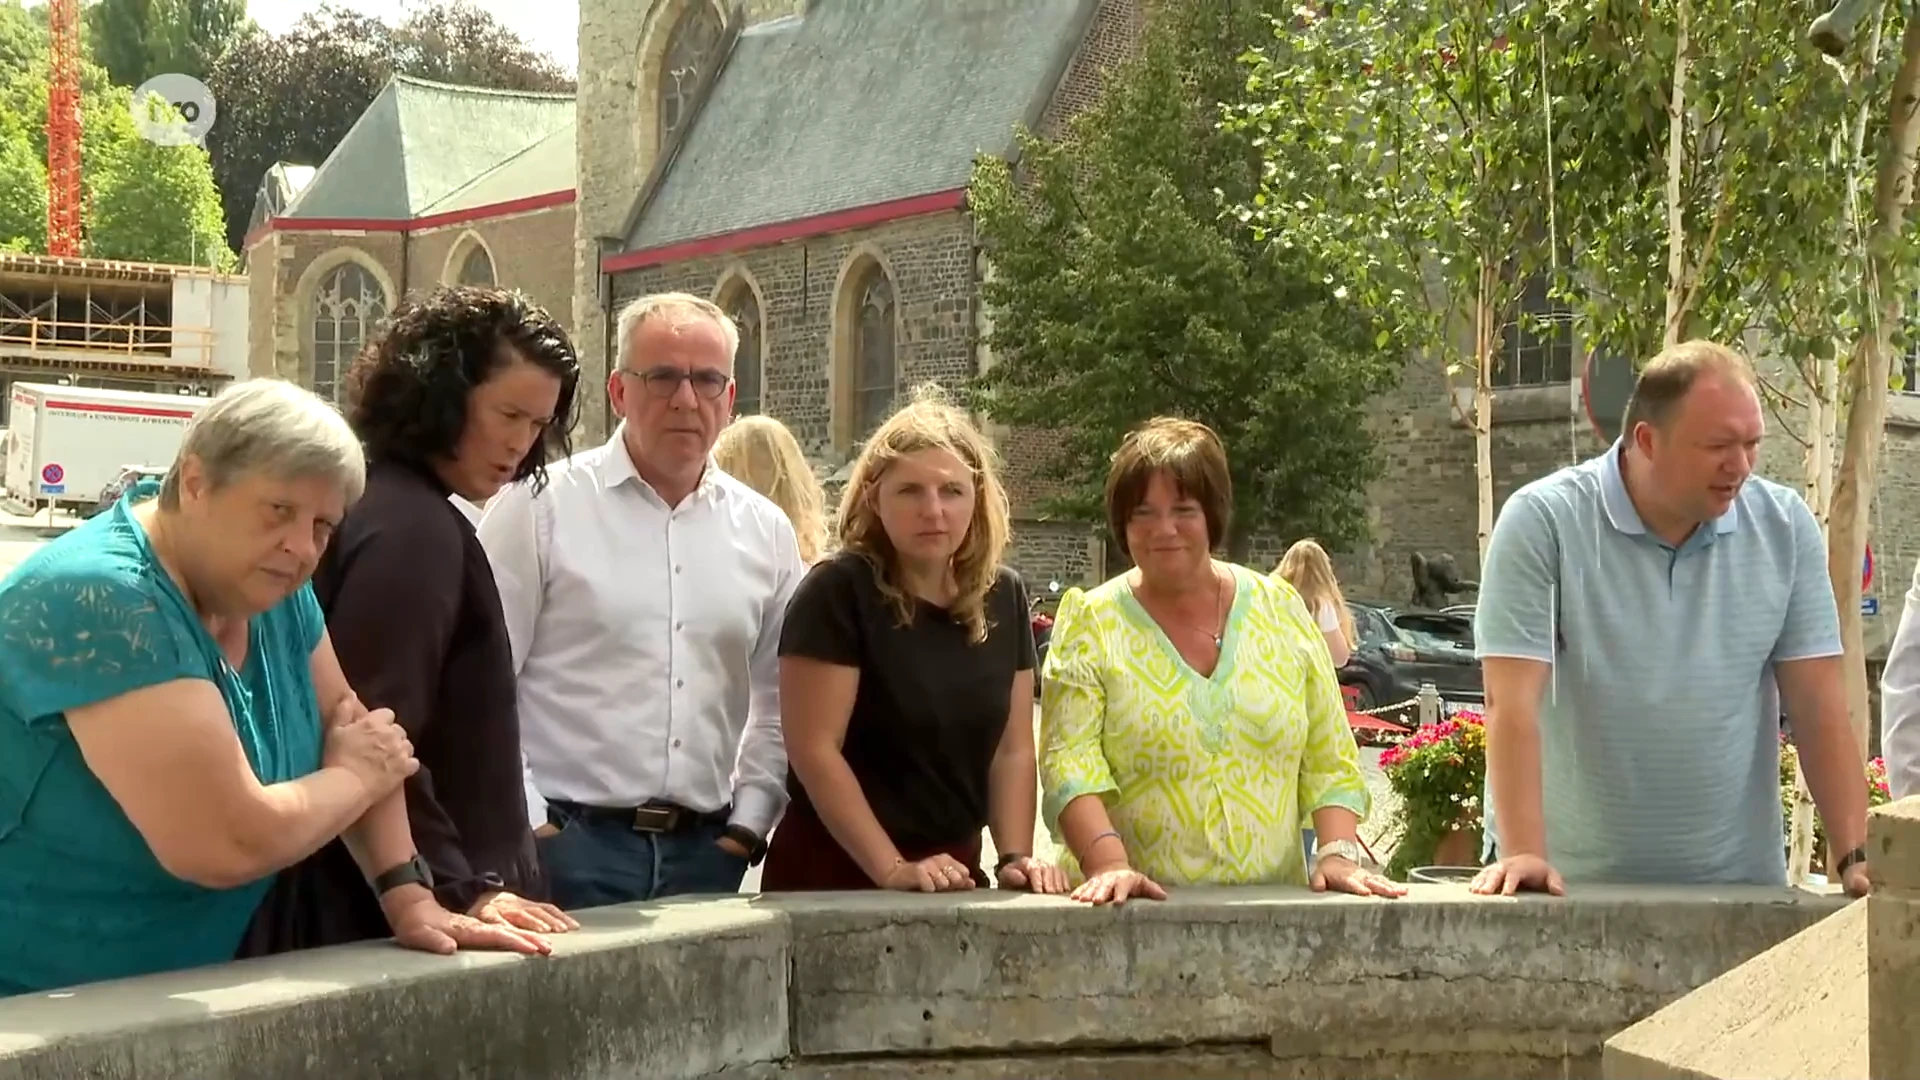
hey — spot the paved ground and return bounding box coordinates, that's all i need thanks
[0,521,1401,890]
[0,507,68,579]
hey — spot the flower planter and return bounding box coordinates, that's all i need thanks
[1431,824,1482,867]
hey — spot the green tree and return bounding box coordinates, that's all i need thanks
[969,1,1398,558]
[87,85,231,268]
[1229,1,1562,564]
[0,0,48,83]
[86,0,244,86]
[0,125,46,252]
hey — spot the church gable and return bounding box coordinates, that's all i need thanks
[622,0,1098,255]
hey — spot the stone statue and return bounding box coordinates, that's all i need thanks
[1410,551,1478,610]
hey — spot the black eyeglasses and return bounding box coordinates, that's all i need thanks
[621,366,733,400]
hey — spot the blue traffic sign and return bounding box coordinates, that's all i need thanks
[1863,597,1880,617]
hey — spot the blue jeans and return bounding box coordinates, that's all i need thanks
[536,803,749,910]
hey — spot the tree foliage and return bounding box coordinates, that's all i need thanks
[968,1,1399,557]
[205,2,574,255]
[1229,2,1560,379]
[87,0,245,86]
[0,126,45,252]
[1547,0,1883,376]
[88,90,233,268]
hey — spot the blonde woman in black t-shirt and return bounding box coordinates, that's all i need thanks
[763,386,1068,894]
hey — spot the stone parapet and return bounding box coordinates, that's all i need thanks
[0,886,1842,1080]
[1870,796,1920,1080]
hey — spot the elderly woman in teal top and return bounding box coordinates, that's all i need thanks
[0,379,548,997]
[1039,418,1405,906]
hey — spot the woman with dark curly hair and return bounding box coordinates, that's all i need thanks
[237,286,583,955]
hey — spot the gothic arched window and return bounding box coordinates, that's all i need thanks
[311,260,387,404]
[723,282,763,417]
[457,243,495,287]
[852,269,897,440]
[659,4,723,149]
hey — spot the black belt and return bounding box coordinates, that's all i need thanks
[550,799,730,835]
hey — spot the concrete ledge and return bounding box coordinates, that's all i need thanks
[0,885,1844,1080]
[1602,900,1866,1080]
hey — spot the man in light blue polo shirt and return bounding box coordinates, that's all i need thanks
[1469,340,1871,896]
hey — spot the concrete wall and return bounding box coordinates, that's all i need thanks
[1601,795,1920,1080]
[0,886,1841,1080]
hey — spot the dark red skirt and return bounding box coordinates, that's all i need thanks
[760,799,987,892]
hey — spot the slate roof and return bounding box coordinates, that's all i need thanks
[419,121,576,217]
[624,0,1096,252]
[285,76,575,222]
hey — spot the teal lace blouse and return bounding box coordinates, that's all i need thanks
[0,492,326,996]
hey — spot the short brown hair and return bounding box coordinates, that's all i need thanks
[1620,339,1758,436]
[1105,417,1231,560]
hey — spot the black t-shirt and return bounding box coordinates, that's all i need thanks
[778,551,1036,853]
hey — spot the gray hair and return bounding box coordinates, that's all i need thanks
[158,379,367,510]
[613,291,740,373]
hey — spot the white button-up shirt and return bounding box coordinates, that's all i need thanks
[1881,556,1920,798]
[477,428,805,837]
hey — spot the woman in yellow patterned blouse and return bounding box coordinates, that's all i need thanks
[1039,418,1405,905]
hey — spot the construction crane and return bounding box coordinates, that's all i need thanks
[45,0,82,258]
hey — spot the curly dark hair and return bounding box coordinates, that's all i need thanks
[344,286,581,492]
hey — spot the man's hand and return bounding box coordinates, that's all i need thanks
[1841,860,1874,898]
[1470,853,1566,896]
[533,823,560,839]
[469,890,579,934]
[715,834,750,858]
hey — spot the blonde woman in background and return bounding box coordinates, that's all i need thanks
[715,415,830,565]
[1275,539,1355,668]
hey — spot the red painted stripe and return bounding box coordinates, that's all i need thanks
[244,189,576,250]
[603,189,969,273]
[45,400,199,419]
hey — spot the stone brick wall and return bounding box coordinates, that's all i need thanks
[1033,0,1144,141]
[406,206,577,331]
[607,210,977,453]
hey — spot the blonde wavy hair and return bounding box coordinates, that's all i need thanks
[836,385,1011,644]
[714,414,829,564]
[1275,538,1355,650]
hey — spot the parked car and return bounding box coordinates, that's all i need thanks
[1337,600,1483,717]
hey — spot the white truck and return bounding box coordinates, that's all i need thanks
[2,383,210,516]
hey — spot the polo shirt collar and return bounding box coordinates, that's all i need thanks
[599,422,722,505]
[1599,439,1740,542]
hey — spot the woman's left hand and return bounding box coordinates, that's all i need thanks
[996,855,1070,894]
[386,891,553,957]
[470,890,580,934]
[1311,855,1407,898]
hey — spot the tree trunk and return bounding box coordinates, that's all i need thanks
[1473,263,1496,568]
[1829,11,1920,759]
[1790,4,1885,888]
[1662,0,1690,348]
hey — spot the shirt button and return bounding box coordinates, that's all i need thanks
[676,678,685,689]
[675,621,684,631]
[674,565,682,574]
[672,738,683,749]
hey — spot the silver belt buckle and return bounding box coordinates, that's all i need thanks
[631,806,677,833]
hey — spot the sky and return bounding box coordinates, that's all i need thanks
[246,0,578,73]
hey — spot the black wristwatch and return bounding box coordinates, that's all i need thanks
[371,853,435,896]
[724,825,769,867]
[1836,845,1868,877]
[995,852,1027,872]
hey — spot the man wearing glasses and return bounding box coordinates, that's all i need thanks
[479,291,806,907]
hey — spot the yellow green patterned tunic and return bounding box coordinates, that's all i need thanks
[1038,562,1370,887]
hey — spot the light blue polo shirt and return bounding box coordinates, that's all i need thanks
[1475,442,1840,885]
